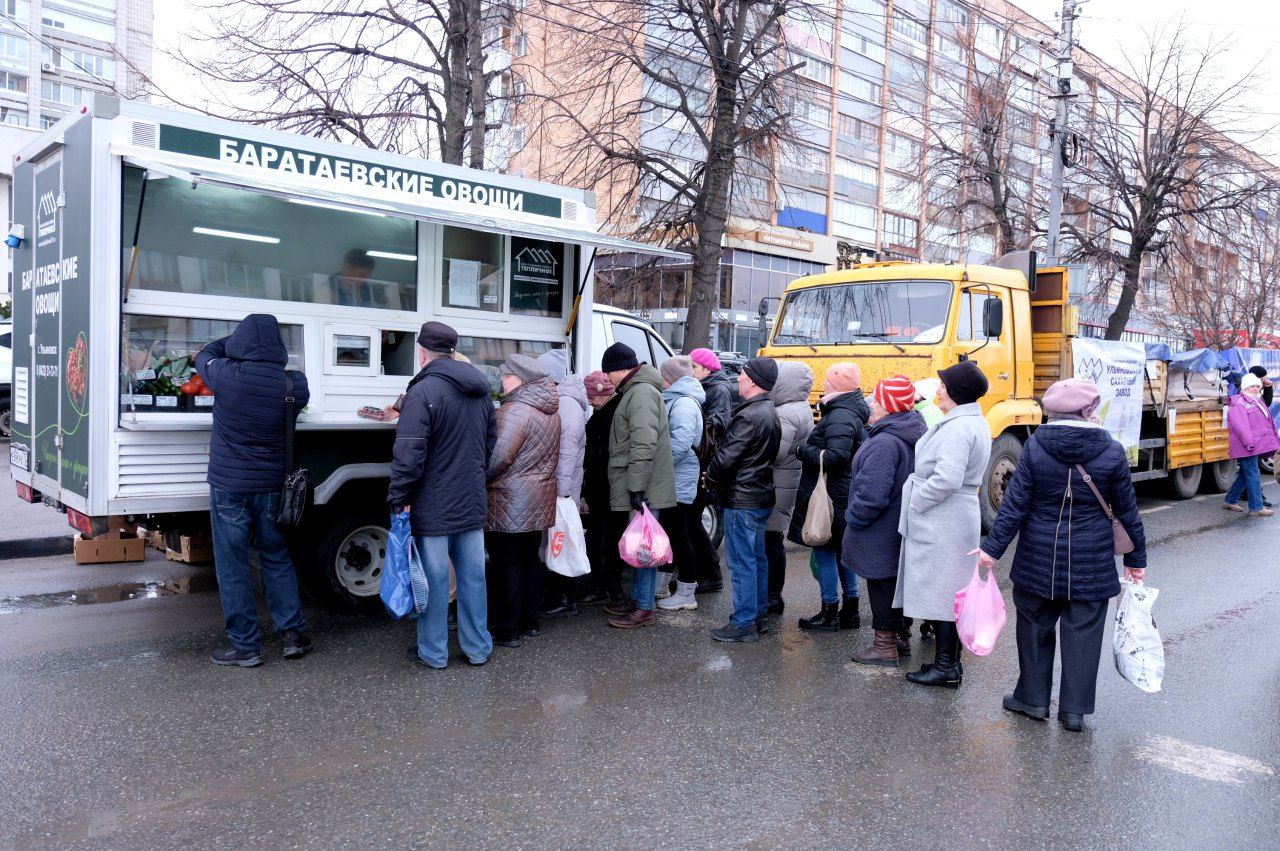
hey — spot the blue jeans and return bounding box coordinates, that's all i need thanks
[632,567,657,610]
[724,507,772,629]
[416,530,491,667]
[209,489,307,653]
[1226,456,1264,512]
[815,544,859,604]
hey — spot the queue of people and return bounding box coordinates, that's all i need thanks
[200,315,1165,732]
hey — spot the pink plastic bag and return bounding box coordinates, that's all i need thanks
[618,505,673,568]
[953,563,1006,656]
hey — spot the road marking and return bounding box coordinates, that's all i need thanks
[1134,736,1276,785]
[1140,504,1172,514]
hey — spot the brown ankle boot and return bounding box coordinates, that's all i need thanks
[852,630,900,667]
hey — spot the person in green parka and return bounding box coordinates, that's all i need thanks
[914,378,945,429]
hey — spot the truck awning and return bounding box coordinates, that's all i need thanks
[115,147,689,260]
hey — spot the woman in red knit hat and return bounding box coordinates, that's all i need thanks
[844,376,930,666]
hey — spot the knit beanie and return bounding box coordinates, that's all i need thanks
[660,355,694,385]
[874,375,917,414]
[938,360,989,406]
[824,362,862,394]
[601,342,639,373]
[689,348,722,372]
[1042,377,1102,419]
[584,371,616,398]
[1241,373,1263,392]
[743,356,779,391]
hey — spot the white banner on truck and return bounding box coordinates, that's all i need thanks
[1072,338,1147,463]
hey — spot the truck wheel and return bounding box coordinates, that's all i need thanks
[313,510,390,607]
[1261,455,1276,477]
[0,394,10,440]
[701,503,723,549]
[1165,464,1202,500]
[1201,459,1235,493]
[981,433,1023,532]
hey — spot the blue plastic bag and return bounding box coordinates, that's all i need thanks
[382,511,428,619]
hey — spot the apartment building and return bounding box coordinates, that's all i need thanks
[0,0,152,296]
[506,0,1276,348]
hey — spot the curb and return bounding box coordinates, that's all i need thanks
[0,536,75,561]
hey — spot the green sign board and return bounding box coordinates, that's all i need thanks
[157,125,564,220]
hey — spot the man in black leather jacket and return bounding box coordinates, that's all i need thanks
[706,356,782,642]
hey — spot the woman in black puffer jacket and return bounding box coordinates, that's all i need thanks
[789,362,870,632]
[978,378,1147,734]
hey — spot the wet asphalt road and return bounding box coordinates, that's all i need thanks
[1,483,1278,849]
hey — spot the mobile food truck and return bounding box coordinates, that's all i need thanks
[7,97,680,602]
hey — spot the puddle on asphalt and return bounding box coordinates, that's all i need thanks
[0,575,216,614]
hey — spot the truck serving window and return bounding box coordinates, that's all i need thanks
[122,167,418,311]
[773,280,952,345]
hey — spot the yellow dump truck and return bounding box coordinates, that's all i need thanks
[758,258,1232,528]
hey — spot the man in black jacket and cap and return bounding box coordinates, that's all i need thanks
[390,321,498,669]
[196,314,311,667]
[706,356,782,642]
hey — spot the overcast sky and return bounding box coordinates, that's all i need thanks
[152,0,1280,162]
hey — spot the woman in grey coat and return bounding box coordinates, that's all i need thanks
[764,362,815,614]
[537,348,589,618]
[895,360,992,689]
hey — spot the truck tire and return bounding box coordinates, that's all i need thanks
[981,433,1024,532]
[311,509,391,607]
[701,503,723,549]
[1165,464,1202,500]
[1201,459,1235,494]
[0,391,10,440]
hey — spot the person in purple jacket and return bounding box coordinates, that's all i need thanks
[1223,373,1280,517]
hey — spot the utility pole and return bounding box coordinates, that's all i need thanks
[1045,0,1080,265]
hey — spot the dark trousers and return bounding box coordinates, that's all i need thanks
[1012,586,1109,715]
[585,507,628,597]
[690,489,723,584]
[865,576,904,632]
[659,502,699,584]
[485,530,543,641]
[765,531,786,598]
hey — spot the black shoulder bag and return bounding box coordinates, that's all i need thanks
[276,371,311,528]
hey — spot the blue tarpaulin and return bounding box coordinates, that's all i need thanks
[1222,347,1280,378]
[1144,343,1173,362]
[1168,348,1230,373]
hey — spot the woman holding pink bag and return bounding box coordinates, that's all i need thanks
[975,378,1147,733]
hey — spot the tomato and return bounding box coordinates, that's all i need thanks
[198,386,214,397]
[190,373,205,389]
[180,381,197,395]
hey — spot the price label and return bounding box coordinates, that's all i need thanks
[9,443,29,471]
[134,369,157,380]
[194,396,215,407]
[122,394,153,406]
[154,395,178,408]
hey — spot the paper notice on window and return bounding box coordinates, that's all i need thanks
[448,260,481,308]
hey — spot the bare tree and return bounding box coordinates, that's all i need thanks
[518,0,813,349]
[918,17,1049,257]
[1161,200,1280,348]
[176,0,510,167]
[1062,28,1273,340]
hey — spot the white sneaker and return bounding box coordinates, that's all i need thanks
[654,571,674,599]
[659,581,698,611]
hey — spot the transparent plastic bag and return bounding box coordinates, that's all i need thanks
[953,562,1006,656]
[618,505,673,568]
[1113,579,1164,693]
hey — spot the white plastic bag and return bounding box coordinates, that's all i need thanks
[1113,578,1164,693]
[545,497,591,578]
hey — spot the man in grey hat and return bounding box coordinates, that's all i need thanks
[485,353,561,646]
[390,321,497,669]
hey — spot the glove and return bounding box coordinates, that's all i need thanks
[629,491,647,511]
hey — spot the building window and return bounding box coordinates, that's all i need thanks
[0,70,26,93]
[883,212,919,248]
[933,31,963,62]
[841,29,884,63]
[41,80,93,106]
[892,11,928,44]
[791,50,833,86]
[0,33,26,64]
[41,8,117,42]
[839,70,881,103]
[0,104,25,125]
[833,200,877,244]
[0,1,30,22]
[40,112,63,129]
[121,166,419,310]
[441,225,505,312]
[884,132,921,171]
[794,97,831,128]
[513,33,529,57]
[41,45,116,81]
[835,157,878,189]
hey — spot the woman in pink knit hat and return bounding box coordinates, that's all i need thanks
[789,361,870,632]
[687,348,732,592]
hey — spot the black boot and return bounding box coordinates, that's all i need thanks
[905,621,962,689]
[766,595,785,616]
[798,602,841,632]
[839,596,861,630]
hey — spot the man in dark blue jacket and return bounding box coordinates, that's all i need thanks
[195,314,311,667]
[389,321,498,669]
